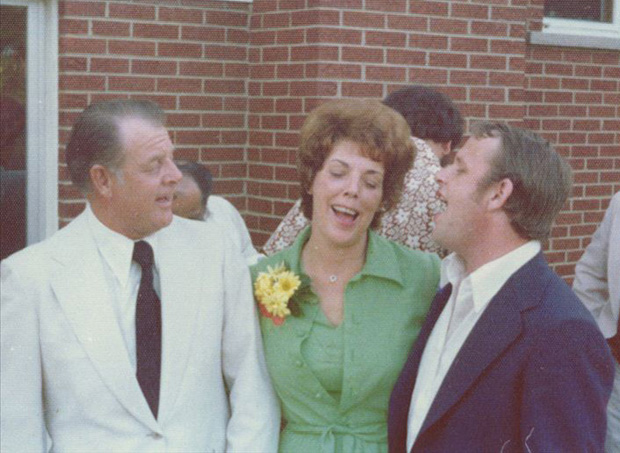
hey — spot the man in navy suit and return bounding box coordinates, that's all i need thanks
[388,122,613,452]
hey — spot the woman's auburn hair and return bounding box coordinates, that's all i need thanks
[298,98,416,228]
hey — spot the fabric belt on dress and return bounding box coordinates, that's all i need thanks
[286,421,386,453]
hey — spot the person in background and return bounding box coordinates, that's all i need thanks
[1,99,279,452]
[262,85,464,257]
[0,96,26,260]
[252,98,440,452]
[172,160,264,266]
[171,160,212,221]
[573,190,620,453]
[388,122,613,452]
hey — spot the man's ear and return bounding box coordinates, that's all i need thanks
[488,178,513,211]
[89,164,115,198]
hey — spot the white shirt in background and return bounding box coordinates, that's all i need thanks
[205,195,264,266]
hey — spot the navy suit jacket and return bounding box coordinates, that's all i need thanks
[388,253,614,452]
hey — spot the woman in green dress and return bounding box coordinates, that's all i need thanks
[251,98,441,452]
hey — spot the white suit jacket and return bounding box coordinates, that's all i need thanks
[574,191,620,338]
[1,212,279,452]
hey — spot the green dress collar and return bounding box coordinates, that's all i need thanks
[279,226,405,289]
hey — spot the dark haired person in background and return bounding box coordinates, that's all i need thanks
[1,99,279,451]
[382,84,463,167]
[263,85,463,257]
[172,160,213,221]
[172,160,263,265]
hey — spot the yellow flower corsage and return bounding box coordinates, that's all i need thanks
[254,262,303,325]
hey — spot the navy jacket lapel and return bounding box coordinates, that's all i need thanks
[417,253,551,439]
[388,283,453,453]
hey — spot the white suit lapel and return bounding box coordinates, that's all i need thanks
[50,214,160,432]
[155,224,202,422]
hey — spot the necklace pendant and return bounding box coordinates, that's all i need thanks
[328,274,338,283]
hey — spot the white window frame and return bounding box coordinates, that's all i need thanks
[530,0,620,50]
[1,0,59,244]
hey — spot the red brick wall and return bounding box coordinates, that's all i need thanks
[524,47,620,278]
[58,0,252,223]
[57,0,620,280]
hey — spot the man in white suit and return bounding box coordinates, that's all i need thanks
[1,99,279,452]
[574,191,620,452]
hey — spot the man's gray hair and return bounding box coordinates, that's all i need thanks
[66,99,165,193]
[472,121,573,241]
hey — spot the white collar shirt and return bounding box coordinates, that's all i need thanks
[406,240,541,451]
[86,204,161,371]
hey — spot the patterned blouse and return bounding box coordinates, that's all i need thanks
[262,136,447,257]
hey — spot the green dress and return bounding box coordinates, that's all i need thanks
[251,228,440,453]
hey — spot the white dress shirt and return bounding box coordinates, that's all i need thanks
[406,240,541,450]
[86,204,160,371]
